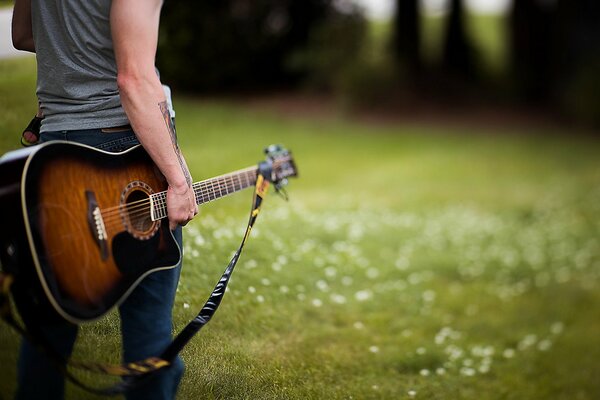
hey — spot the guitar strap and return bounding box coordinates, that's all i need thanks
[0,173,271,396]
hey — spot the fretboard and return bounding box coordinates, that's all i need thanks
[150,166,258,221]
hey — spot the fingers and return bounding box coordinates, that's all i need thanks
[167,184,198,230]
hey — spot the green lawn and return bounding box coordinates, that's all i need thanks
[1,57,599,399]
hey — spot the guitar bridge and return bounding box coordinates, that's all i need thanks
[86,190,109,261]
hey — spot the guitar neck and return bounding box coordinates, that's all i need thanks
[150,166,258,221]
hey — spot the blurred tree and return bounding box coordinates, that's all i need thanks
[287,6,367,93]
[441,0,477,79]
[391,0,421,75]
[157,0,354,92]
[508,0,553,101]
[553,0,600,124]
[509,0,600,124]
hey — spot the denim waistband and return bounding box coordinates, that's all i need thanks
[40,126,140,153]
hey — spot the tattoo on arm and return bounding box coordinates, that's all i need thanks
[159,101,192,186]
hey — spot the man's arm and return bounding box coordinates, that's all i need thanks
[12,0,35,52]
[111,0,197,229]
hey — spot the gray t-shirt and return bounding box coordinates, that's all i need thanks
[31,0,130,132]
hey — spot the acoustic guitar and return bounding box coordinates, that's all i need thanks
[0,142,297,324]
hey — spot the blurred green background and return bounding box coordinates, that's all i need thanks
[1,1,600,399]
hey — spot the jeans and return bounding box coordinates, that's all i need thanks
[15,127,184,400]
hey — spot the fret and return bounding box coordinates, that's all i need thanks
[217,178,223,197]
[226,175,232,194]
[213,179,219,199]
[221,177,227,195]
[150,166,258,221]
[228,175,235,193]
[236,174,242,191]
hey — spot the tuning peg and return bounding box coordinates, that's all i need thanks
[264,144,285,156]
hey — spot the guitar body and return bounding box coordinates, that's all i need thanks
[0,142,180,323]
[0,141,297,324]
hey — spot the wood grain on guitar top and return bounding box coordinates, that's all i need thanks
[31,149,168,308]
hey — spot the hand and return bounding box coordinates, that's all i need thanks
[21,115,43,147]
[166,183,198,230]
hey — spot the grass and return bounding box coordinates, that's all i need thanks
[1,57,600,399]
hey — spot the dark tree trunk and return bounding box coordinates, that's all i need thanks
[553,0,600,86]
[441,0,476,79]
[391,0,421,74]
[508,0,554,101]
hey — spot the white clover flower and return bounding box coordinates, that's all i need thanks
[357,258,370,268]
[551,322,564,335]
[422,290,436,303]
[446,345,464,360]
[276,255,288,265]
[325,267,337,277]
[366,268,380,279]
[316,280,329,292]
[271,263,282,272]
[183,303,190,309]
[330,294,347,304]
[341,276,353,286]
[503,348,515,358]
[537,339,552,351]
[348,224,364,241]
[395,257,410,270]
[261,278,271,286]
[256,295,265,303]
[408,273,421,285]
[312,298,323,307]
[248,286,256,294]
[419,369,430,377]
[518,334,537,351]
[354,290,372,302]
[193,234,205,246]
[279,285,289,294]
[353,321,365,330]
[407,389,417,397]
[436,367,446,375]
[478,364,490,374]
[369,346,379,353]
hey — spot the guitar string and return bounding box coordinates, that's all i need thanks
[94,161,279,222]
[96,159,284,218]
[96,158,288,229]
[100,180,244,225]
[99,179,253,230]
[102,182,245,227]
[101,191,238,231]
[97,167,258,217]
[97,168,256,219]
[98,173,255,223]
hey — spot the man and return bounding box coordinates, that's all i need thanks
[12,0,197,398]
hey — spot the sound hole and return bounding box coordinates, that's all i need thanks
[121,181,160,240]
[126,189,152,232]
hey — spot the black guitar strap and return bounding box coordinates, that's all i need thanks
[0,173,272,396]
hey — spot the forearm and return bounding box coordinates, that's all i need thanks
[12,0,35,52]
[111,0,196,229]
[118,73,190,190]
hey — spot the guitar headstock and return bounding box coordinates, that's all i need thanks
[259,144,298,192]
